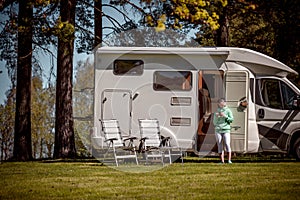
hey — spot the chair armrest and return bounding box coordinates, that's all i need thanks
[160,136,171,147]
[123,136,138,142]
[138,137,149,153]
[140,137,149,142]
[104,138,117,143]
[161,136,171,142]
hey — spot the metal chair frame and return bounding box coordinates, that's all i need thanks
[100,119,139,166]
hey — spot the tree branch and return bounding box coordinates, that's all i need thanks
[0,0,16,12]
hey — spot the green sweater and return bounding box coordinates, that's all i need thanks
[213,106,234,133]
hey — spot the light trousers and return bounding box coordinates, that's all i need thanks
[215,132,231,153]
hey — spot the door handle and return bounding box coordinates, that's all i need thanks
[258,109,265,119]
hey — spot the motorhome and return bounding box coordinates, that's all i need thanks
[92,47,300,160]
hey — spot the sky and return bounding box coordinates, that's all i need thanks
[0,62,10,104]
[0,0,135,105]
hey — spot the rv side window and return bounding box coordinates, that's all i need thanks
[153,71,192,91]
[282,83,298,109]
[113,60,144,75]
[261,79,297,110]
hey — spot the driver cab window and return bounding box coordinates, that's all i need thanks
[261,79,297,110]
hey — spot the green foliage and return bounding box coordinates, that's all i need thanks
[31,76,55,159]
[73,59,94,157]
[0,3,18,87]
[254,0,300,72]
[53,18,75,42]
[104,27,198,47]
[0,1,59,88]
[171,0,222,31]
[134,0,223,31]
[75,0,94,53]
[0,161,299,199]
[0,92,15,160]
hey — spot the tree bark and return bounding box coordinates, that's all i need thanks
[94,0,102,48]
[54,0,76,159]
[0,0,17,11]
[216,7,229,47]
[13,0,33,161]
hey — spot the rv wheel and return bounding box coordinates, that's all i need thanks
[293,137,300,161]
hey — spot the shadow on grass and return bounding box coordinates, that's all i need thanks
[182,153,298,163]
[5,153,295,165]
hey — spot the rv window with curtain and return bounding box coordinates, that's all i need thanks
[153,71,192,91]
[113,60,144,75]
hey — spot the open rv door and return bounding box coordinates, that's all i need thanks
[225,71,249,152]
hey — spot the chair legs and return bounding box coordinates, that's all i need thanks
[104,146,183,166]
[112,146,119,167]
[103,143,139,167]
[144,150,165,165]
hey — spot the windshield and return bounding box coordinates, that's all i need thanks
[290,79,300,90]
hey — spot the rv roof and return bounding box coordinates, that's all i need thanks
[224,47,298,76]
[98,46,229,55]
[97,47,298,76]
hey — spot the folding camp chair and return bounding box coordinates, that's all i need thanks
[138,119,183,165]
[100,119,139,166]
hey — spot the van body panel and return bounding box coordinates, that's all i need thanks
[93,47,300,157]
[255,76,300,152]
[255,105,300,152]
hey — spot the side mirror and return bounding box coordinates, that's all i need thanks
[293,95,300,109]
[237,97,248,112]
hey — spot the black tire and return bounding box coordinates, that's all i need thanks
[293,137,300,161]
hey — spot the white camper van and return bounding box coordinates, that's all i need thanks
[93,47,300,160]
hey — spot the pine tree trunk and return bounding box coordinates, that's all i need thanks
[13,0,33,161]
[94,0,102,48]
[216,7,229,47]
[54,0,77,159]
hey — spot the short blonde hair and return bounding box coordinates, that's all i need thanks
[217,98,226,103]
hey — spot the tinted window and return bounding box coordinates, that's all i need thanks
[113,60,144,75]
[153,71,192,91]
[281,83,297,109]
[261,79,297,110]
[261,79,282,109]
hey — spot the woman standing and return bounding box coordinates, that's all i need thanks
[213,98,234,164]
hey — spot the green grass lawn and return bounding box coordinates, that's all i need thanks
[0,158,299,200]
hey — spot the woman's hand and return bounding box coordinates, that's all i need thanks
[219,112,225,117]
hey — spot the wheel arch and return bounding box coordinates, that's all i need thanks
[288,130,300,156]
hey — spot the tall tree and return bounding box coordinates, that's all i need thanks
[256,0,300,70]
[54,0,77,158]
[94,0,102,48]
[13,0,33,161]
[1,1,60,160]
